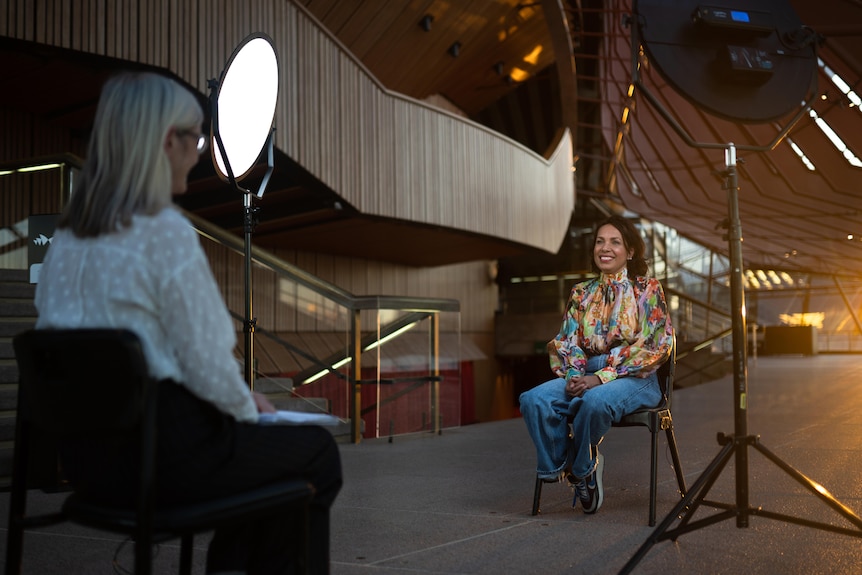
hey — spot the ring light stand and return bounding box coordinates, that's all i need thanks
[619,2,862,572]
[208,33,279,389]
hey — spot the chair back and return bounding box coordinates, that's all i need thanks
[12,329,159,565]
[14,329,155,437]
[12,328,158,495]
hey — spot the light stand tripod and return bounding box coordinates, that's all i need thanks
[207,33,279,389]
[209,90,274,388]
[618,13,862,575]
[619,142,862,574]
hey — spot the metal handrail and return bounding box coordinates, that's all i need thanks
[186,210,459,442]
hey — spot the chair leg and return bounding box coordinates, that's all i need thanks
[5,491,25,575]
[134,535,152,575]
[532,476,544,515]
[665,426,687,497]
[648,430,659,527]
[6,422,31,575]
[298,504,311,575]
[179,534,194,575]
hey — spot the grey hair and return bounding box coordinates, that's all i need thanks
[60,71,203,236]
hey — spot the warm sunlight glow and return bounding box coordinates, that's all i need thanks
[779,313,825,328]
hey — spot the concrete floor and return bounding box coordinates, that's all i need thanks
[3,354,862,574]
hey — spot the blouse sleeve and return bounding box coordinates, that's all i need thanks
[547,282,590,382]
[597,277,673,383]
[156,223,259,423]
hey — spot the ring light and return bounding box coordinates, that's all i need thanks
[211,33,279,184]
[207,33,279,389]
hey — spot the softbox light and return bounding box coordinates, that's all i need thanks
[634,0,819,122]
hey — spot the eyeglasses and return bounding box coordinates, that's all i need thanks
[176,129,208,154]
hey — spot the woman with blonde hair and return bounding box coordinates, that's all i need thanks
[36,71,342,574]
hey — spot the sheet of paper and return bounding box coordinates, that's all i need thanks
[258,410,343,426]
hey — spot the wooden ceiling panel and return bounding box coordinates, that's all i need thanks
[302,0,558,115]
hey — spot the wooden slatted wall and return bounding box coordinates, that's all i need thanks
[2,0,573,255]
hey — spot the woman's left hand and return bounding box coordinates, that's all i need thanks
[252,391,277,413]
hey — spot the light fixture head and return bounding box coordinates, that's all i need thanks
[420,14,433,32]
[448,41,461,58]
[634,0,818,123]
[211,33,279,184]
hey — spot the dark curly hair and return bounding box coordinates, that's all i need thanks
[591,215,648,277]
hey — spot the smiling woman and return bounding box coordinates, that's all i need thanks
[519,214,673,515]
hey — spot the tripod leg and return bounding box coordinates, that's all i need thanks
[752,440,862,530]
[618,438,737,575]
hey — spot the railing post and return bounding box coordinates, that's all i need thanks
[350,309,362,443]
[430,313,440,435]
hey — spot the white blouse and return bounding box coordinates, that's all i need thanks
[34,207,259,423]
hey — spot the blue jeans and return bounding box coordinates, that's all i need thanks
[519,355,662,479]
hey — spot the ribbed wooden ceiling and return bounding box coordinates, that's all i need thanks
[300,0,862,277]
[3,0,861,275]
[298,0,559,116]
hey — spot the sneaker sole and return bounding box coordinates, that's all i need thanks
[582,452,605,514]
[594,452,605,512]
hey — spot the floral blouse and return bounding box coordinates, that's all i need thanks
[548,269,674,384]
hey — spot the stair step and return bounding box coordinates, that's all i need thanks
[0,301,36,317]
[0,363,20,385]
[254,377,294,394]
[0,282,36,298]
[0,269,28,283]
[0,319,36,338]
[270,396,330,413]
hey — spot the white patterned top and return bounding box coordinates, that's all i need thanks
[34,207,259,423]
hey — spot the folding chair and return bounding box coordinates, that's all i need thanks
[531,340,687,525]
[7,328,315,574]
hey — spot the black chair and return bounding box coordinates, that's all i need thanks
[7,328,315,574]
[531,340,687,525]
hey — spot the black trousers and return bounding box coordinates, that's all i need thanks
[61,380,343,574]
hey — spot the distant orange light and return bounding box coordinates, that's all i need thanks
[523,45,543,65]
[509,67,529,82]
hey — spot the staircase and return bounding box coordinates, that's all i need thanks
[0,269,37,489]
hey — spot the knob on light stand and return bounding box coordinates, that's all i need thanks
[208,33,279,389]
